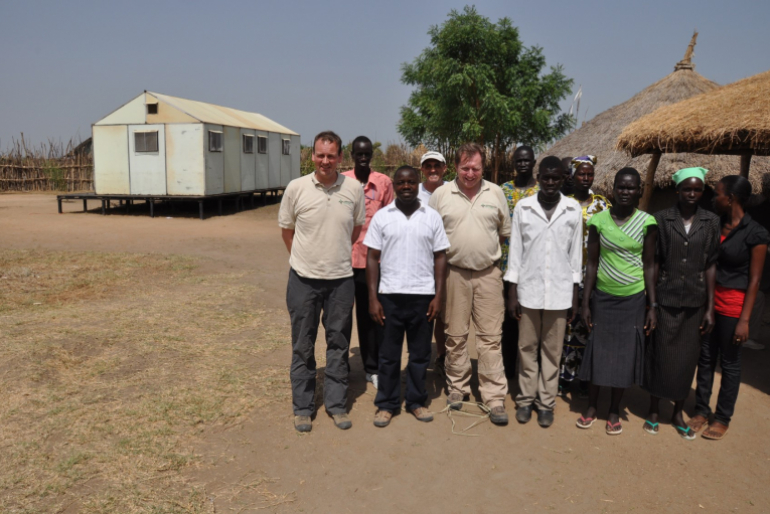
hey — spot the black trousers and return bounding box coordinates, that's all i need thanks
[375,294,434,412]
[695,314,742,426]
[353,268,384,375]
[501,281,519,378]
[287,269,354,416]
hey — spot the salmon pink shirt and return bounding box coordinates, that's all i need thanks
[342,170,394,269]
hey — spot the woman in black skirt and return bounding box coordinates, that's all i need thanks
[577,168,657,435]
[689,175,769,440]
[643,167,720,440]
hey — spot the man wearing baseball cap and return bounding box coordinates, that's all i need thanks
[419,151,449,376]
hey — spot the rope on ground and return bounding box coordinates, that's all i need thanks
[439,401,491,436]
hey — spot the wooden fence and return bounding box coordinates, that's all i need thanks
[0,155,94,193]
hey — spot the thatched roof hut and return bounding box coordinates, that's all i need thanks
[617,69,770,160]
[542,33,770,196]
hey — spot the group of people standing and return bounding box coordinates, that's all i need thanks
[278,130,768,441]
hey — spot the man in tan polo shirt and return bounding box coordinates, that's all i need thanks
[278,130,366,433]
[429,143,511,425]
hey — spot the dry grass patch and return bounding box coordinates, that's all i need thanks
[0,249,292,512]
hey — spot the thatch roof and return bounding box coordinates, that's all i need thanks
[541,33,770,194]
[617,70,770,157]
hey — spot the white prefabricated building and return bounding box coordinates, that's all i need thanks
[92,91,301,196]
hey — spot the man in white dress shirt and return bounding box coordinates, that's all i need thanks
[364,166,450,427]
[418,151,448,204]
[505,156,582,428]
[418,151,449,375]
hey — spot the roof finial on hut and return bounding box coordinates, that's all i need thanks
[675,31,698,71]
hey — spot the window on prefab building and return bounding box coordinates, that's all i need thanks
[134,131,159,153]
[209,131,223,152]
[146,103,158,115]
[243,134,254,154]
[282,139,291,155]
[257,136,268,154]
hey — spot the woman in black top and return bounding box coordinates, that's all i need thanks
[689,175,769,441]
[643,168,720,440]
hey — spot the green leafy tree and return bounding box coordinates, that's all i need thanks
[398,5,574,183]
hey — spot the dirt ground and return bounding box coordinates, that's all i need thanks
[2,194,769,513]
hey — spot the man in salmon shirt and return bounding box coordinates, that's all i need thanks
[342,136,394,389]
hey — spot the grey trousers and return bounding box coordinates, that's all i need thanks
[287,269,354,416]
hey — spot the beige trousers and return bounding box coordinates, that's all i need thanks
[444,264,507,407]
[517,307,567,411]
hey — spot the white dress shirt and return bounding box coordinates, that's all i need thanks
[363,203,450,295]
[417,181,447,205]
[503,194,583,310]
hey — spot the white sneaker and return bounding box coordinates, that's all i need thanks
[366,373,379,389]
[743,339,765,350]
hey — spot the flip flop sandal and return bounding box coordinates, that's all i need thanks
[576,415,596,429]
[674,425,697,441]
[643,420,659,435]
[606,420,623,435]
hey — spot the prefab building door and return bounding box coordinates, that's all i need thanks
[280,137,292,187]
[268,132,281,188]
[129,124,167,195]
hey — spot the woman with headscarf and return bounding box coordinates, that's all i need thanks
[560,156,611,394]
[576,167,657,435]
[688,175,769,441]
[643,167,719,440]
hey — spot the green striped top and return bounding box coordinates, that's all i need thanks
[587,209,656,296]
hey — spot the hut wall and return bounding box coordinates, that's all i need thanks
[165,124,205,195]
[204,124,225,195]
[128,124,166,195]
[240,129,257,191]
[255,130,269,190]
[223,126,241,193]
[290,135,301,182]
[93,125,130,194]
[280,136,292,188]
[268,132,281,188]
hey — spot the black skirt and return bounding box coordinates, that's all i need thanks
[579,289,646,388]
[642,305,704,401]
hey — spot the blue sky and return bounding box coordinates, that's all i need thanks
[1,0,768,150]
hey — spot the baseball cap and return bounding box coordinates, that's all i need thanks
[420,151,446,165]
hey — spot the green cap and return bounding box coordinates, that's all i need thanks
[672,167,708,186]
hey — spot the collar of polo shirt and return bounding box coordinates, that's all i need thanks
[450,178,489,194]
[311,171,343,189]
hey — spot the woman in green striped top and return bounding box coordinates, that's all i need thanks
[576,168,658,435]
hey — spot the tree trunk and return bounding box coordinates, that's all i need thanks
[640,152,661,212]
[740,152,753,178]
[493,134,501,184]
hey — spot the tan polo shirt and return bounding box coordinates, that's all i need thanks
[278,172,366,280]
[429,179,511,271]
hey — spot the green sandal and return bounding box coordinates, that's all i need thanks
[674,425,696,441]
[643,419,659,435]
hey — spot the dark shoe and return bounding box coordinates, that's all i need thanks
[447,392,464,410]
[515,405,533,424]
[537,409,554,428]
[373,409,393,428]
[489,406,509,426]
[332,413,352,430]
[294,415,311,433]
